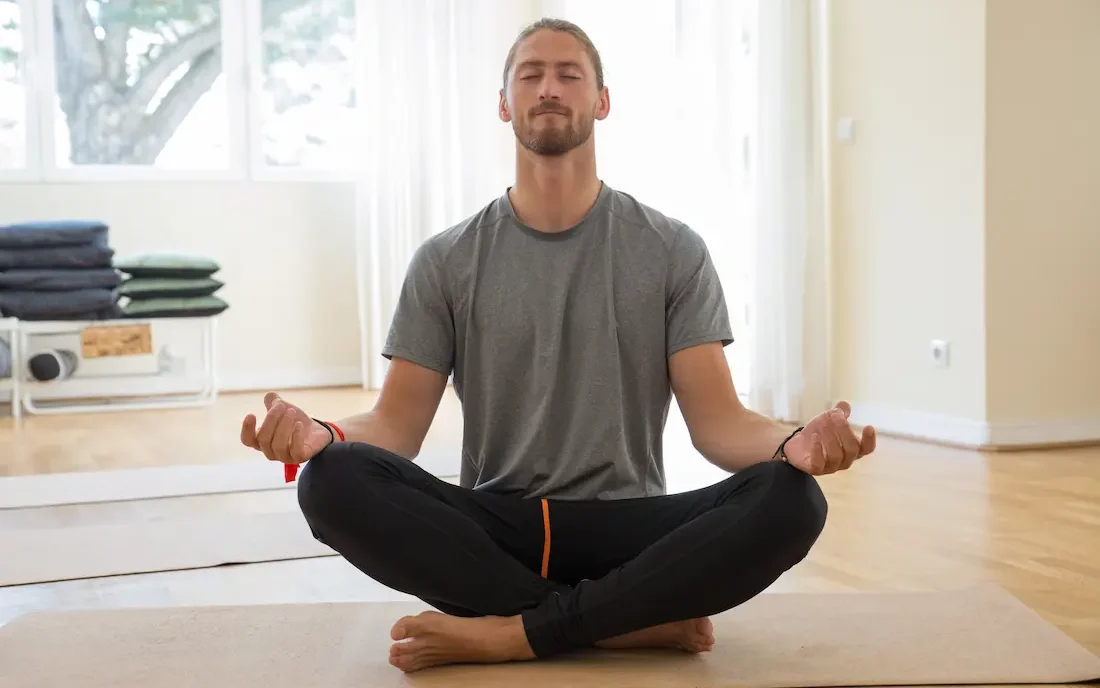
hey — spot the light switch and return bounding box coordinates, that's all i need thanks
[837,117,855,143]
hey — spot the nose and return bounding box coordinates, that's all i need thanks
[536,75,563,102]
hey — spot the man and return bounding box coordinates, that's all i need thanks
[241,17,876,674]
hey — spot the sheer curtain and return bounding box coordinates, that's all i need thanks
[353,0,534,388]
[541,0,759,392]
[542,0,828,422]
[749,0,829,423]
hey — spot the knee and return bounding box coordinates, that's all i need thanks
[296,442,400,531]
[752,461,828,556]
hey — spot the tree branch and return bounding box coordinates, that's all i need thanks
[124,0,308,116]
[124,19,221,115]
[52,0,104,77]
[129,46,222,163]
[102,0,135,86]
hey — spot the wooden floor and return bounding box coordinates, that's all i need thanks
[0,387,1098,663]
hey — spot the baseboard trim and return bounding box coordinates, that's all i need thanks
[217,366,362,393]
[986,417,1100,449]
[849,404,990,447]
[849,403,1100,449]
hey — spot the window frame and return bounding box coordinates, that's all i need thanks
[0,0,41,182]
[9,0,253,183]
[243,0,360,183]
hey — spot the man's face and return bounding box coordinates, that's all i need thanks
[500,30,608,156]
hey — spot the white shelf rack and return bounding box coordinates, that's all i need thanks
[5,316,219,416]
[0,317,21,420]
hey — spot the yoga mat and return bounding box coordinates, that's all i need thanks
[0,462,294,510]
[0,511,335,587]
[1,585,1097,687]
[0,451,460,509]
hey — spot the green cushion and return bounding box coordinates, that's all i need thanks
[117,277,223,299]
[114,253,220,278]
[121,295,229,318]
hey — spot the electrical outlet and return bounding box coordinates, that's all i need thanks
[930,339,950,368]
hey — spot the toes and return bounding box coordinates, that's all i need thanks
[391,613,430,641]
[391,638,426,656]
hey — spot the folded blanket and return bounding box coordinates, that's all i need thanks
[0,288,120,321]
[0,268,122,291]
[0,245,114,270]
[0,219,109,249]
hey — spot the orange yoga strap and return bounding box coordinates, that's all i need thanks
[540,498,551,578]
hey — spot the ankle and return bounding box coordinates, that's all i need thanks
[496,616,536,661]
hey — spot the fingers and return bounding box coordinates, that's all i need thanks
[255,395,304,463]
[835,414,862,471]
[289,421,307,464]
[859,424,877,457]
[808,433,826,474]
[796,403,874,476]
[240,414,260,450]
[821,411,847,472]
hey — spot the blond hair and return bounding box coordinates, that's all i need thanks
[502,18,605,91]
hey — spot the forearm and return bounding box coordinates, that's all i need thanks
[325,408,421,460]
[693,407,799,473]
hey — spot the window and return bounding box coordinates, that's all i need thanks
[0,0,26,170]
[256,0,356,171]
[49,0,230,169]
[5,0,361,179]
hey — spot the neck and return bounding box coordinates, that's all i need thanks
[509,142,602,233]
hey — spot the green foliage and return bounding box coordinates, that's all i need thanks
[94,0,220,33]
[262,0,354,67]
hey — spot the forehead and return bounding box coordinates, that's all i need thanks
[512,29,590,70]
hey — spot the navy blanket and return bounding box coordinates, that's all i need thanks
[0,268,122,290]
[0,220,109,249]
[0,245,114,270]
[0,289,122,321]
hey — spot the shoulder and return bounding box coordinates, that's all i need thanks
[604,186,706,256]
[416,195,511,267]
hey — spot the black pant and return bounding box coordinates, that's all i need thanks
[297,441,827,659]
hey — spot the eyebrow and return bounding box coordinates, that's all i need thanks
[515,59,584,71]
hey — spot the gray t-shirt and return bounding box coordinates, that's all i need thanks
[382,182,733,501]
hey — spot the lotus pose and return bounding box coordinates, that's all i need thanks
[241,17,876,674]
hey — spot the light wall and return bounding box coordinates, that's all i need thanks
[829,0,989,429]
[830,0,1100,446]
[984,0,1100,428]
[0,182,362,391]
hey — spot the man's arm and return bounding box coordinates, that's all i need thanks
[331,357,450,460]
[669,342,796,472]
[669,342,876,474]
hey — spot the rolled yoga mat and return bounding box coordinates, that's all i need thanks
[0,585,1097,688]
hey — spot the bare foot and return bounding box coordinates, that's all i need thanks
[389,611,536,673]
[596,618,715,653]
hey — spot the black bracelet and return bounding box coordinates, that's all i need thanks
[773,426,805,463]
[310,417,335,447]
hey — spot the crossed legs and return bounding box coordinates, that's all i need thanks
[297,441,827,671]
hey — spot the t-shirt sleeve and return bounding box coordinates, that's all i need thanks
[381,240,455,376]
[665,225,734,356]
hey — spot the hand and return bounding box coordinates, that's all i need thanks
[782,401,876,476]
[240,392,333,465]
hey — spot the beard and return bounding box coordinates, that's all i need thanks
[515,107,594,156]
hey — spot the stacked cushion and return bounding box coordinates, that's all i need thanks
[113,254,229,318]
[0,219,123,321]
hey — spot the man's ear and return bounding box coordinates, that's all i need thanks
[595,86,611,121]
[499,89,512,122]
